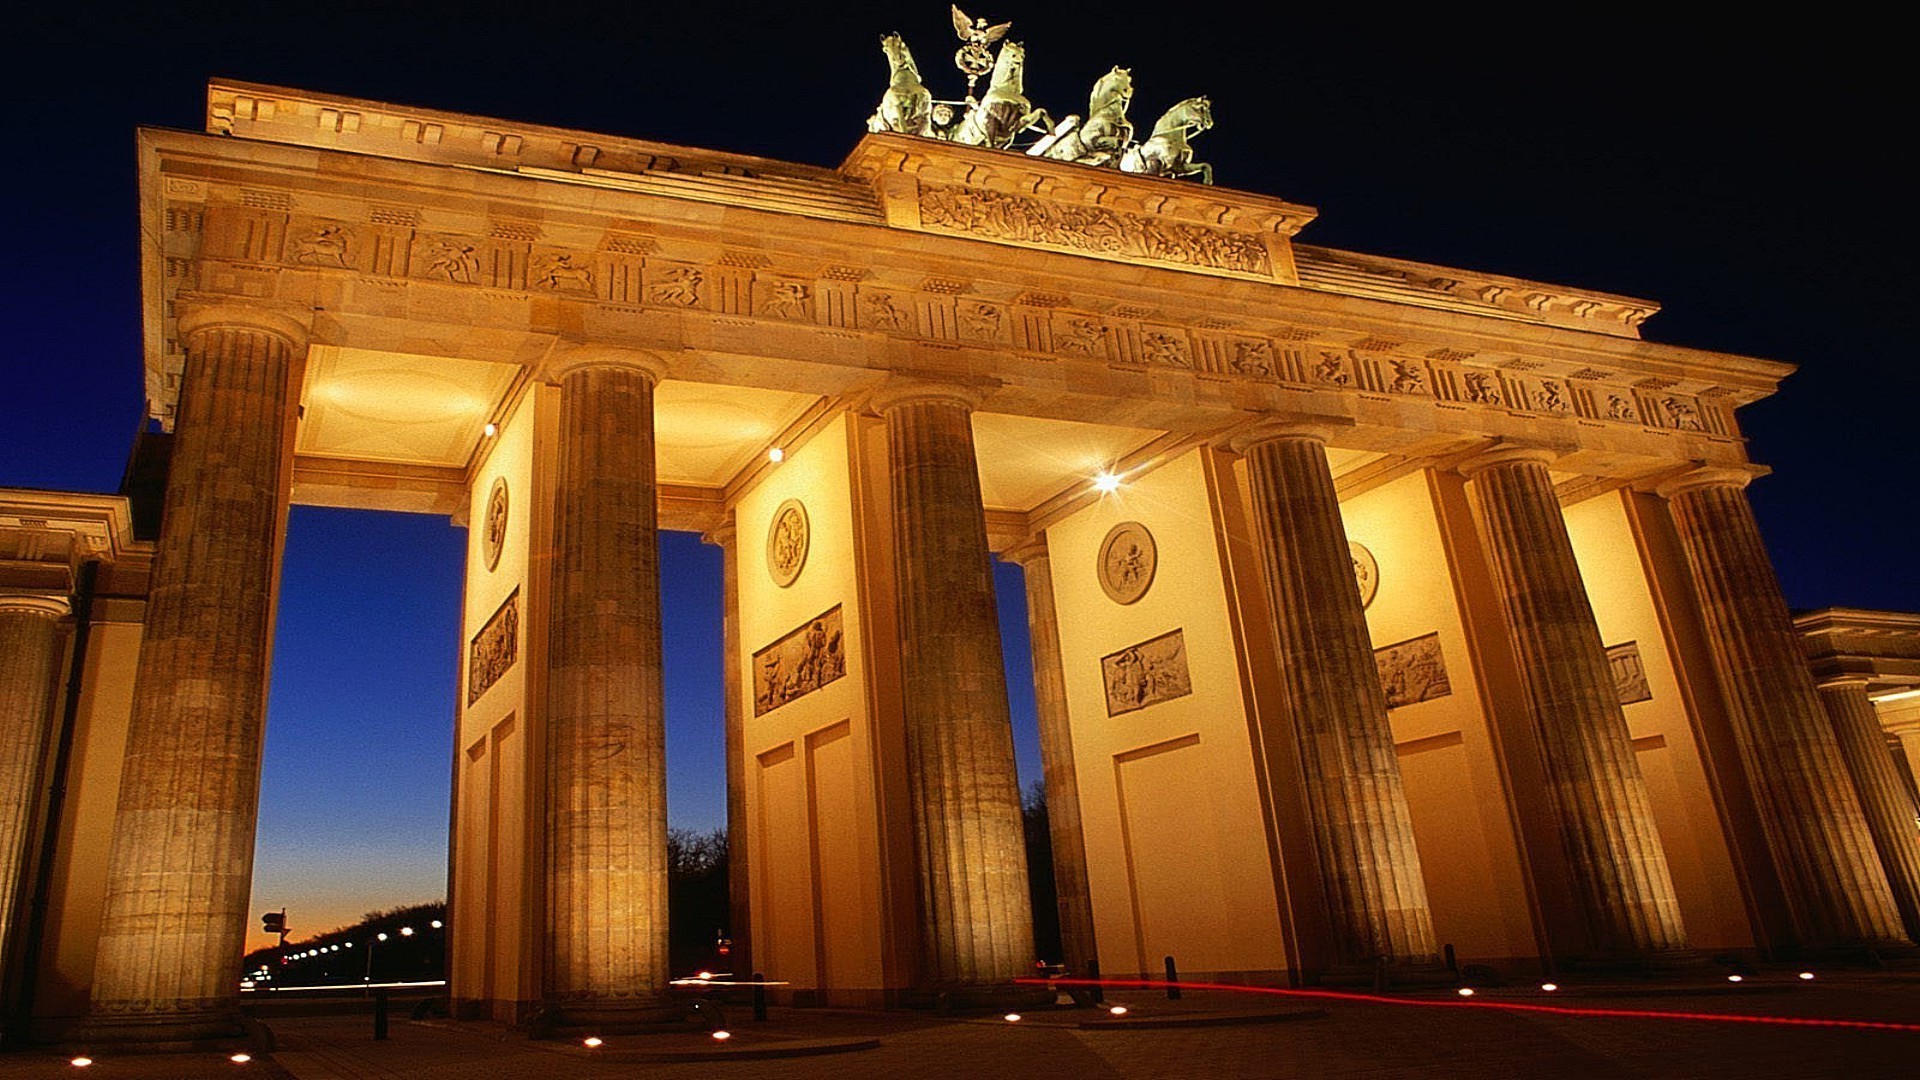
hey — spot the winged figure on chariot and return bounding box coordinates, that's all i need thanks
[864,6,1218,184]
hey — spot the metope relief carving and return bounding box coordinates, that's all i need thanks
[482,477,509,572]
[759,279,815,321]
[533,252,595,293]
[1607,394,1637,421]
[1534,381,1569,414]
[1053,315,1106,358]
[467,590,519,706]
[1351,541,1379,609]
[1607,641,1652,705]
[860,290,912,331]
[421,236,482,284]
[956,299,1005,342]
[289,223,353,267]
[1102,628,1193,717]
[1316,351,1352,386]
[1389,359,1427,395]
[916,183,1271,276]
[1141,329,1193,368]
[1463,371,1501,405]
[1375,632,1451,710]
[766,499,810,588]
[1098,521,1157,605]
[646,264,703,307]
[1230,338,1275,376]
[753,605,847,716]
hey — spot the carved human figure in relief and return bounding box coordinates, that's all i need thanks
[1663,397,1702,430]
[292,224,352,267]
[868,32,934,136]
[762,281,813,320]
[1232,339,1274,375]
[648,266,702,307]
[426,238,481,284]
[1057,317,1104,356]
[1607,394,1637,421]
[1389,358,1427,394]
[1316,351,1351,385]
[1039,66,1134,167]
[1463,371,1501,405]
[1535,381,1568,413]
[1142,331,1191,367]
[958,300,1002,340]
[1121,96,1214,185]
[863,291,910,329]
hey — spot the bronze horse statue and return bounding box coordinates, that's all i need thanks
[868,32,934,136]
[952,40,1052,149]
[1039,66,1134,167]
[1120,95,1213,185]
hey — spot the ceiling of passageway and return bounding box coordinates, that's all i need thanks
[298,346,516,467]
[971,413,1163,512]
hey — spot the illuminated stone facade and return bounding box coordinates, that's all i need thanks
[4,79,1919,1043]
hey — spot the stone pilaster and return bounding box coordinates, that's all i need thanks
[86,306,303,1043]
[0,594,69,968]
[1659,468,1909,951]
[1001,536,1097,974]
[543,349,674,1024]
[1816,678,1920,941]
[873,382,1035,991]
[702,517,751,976]
[1461,445,1688,958]
[1234,421,1437,969]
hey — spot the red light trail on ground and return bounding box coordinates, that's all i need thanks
[1013,977,1920,1034]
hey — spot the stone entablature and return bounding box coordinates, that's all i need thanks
[143,85,1792,486]
[0,490,145,597]
[1797,608,1920,686]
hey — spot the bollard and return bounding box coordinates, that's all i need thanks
[1163,956,1181,1000]
[1087,958,1104,1005]
[752,971,768,1021]
[373,989,389,1041]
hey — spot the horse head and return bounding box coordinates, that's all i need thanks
[990,40,1026,94]
[880,32,917,77]
[1091,66,1133,114]
[1155,95,1213,138]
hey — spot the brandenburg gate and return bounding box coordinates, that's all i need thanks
[3,21,1919,1048]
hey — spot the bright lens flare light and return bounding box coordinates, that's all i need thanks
[768,447,785,463]
[583,1036,603,1048]
[1092,471,1121,494]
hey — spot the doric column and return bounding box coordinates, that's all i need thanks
[1001,536,1097,975]
[0,594,69,967]
[872,381,1035,993]
[1816,678,1920,941]
[1234,421,1437,969]
[1460,445,1688,958]
[543,348,674,1024]
[86,305,304,1043]
[701,516,751,976]
[1659,468,1908,950]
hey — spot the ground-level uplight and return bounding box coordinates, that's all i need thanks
[582,1036,603,1048]
[1798,971,1816,981]
[431,920,443,929]
[711,1030,732,1041]
[400,927,415,937]
[1108,1005,1128,1016]
[230,1053,252,1063]
[1457,988,1475,997]
[1727,975,1743,983]
[69,1057,92,1068]
[1540,983,1559,992]
[1004,1012,1022,1022]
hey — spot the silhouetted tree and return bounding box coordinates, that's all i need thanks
[667,827,731,975]
[1023,782,1063,965]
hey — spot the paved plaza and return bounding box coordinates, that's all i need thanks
[8,974,1918,1079]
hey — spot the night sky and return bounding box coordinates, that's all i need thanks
[7,6,1912,945]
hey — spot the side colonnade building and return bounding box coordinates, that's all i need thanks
[0,80,1917,1043]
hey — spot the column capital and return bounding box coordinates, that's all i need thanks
[1652,464,1768,500]
[1000,534,1049,569]
[1815,674,1875,692]
[865,375,990,415]
[543,341,668,383]
[701,516,737,549]
[1219,415,1350,455]
[0,593,70,620]
[1455,441,1564,478]
[175,300,310,353]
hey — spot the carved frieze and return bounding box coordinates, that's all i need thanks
[468,590,519,705]
[482,477,508,572]
[753,605,847,716]
[1053,314,1106,359]
[1375,632,1450,710]
[767,499,809,588]
[859,289,913,331]
[1101,628,1193,717]
[1607,641,1652,705]
[532,251,596,293]
[419,235,483,285]
[916,182,1272,277]
[1098,521,1157,605]
[288,222,354,268]
[1388,359,1428,395]
[1141,329,1193,368]
[645,263,704,307]
[1316,350,1352,386]
[758,278,815,321]
[1229,338,1275,376]
[956,299,1006,342]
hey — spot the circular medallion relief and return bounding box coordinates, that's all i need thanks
[482,477,509,572]
[1350,540,1379,609]
[766,499,810,588]
[1098,521,1158,605]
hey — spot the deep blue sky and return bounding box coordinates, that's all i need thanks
[6,5,1913,936]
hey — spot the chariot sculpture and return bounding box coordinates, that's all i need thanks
[865,6,1217,184]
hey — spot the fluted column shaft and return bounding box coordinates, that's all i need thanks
[704,519,751,975]
[0,596,68,966]
[545,360,671,1019]
[1463,448,1687,956]
[1003,538,1097,974]
[88,316,299,1040]
[1818,679,1920,941]
[879,389,1034,987]
[1239,424,1436,967]
[1662,472,1907,949]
